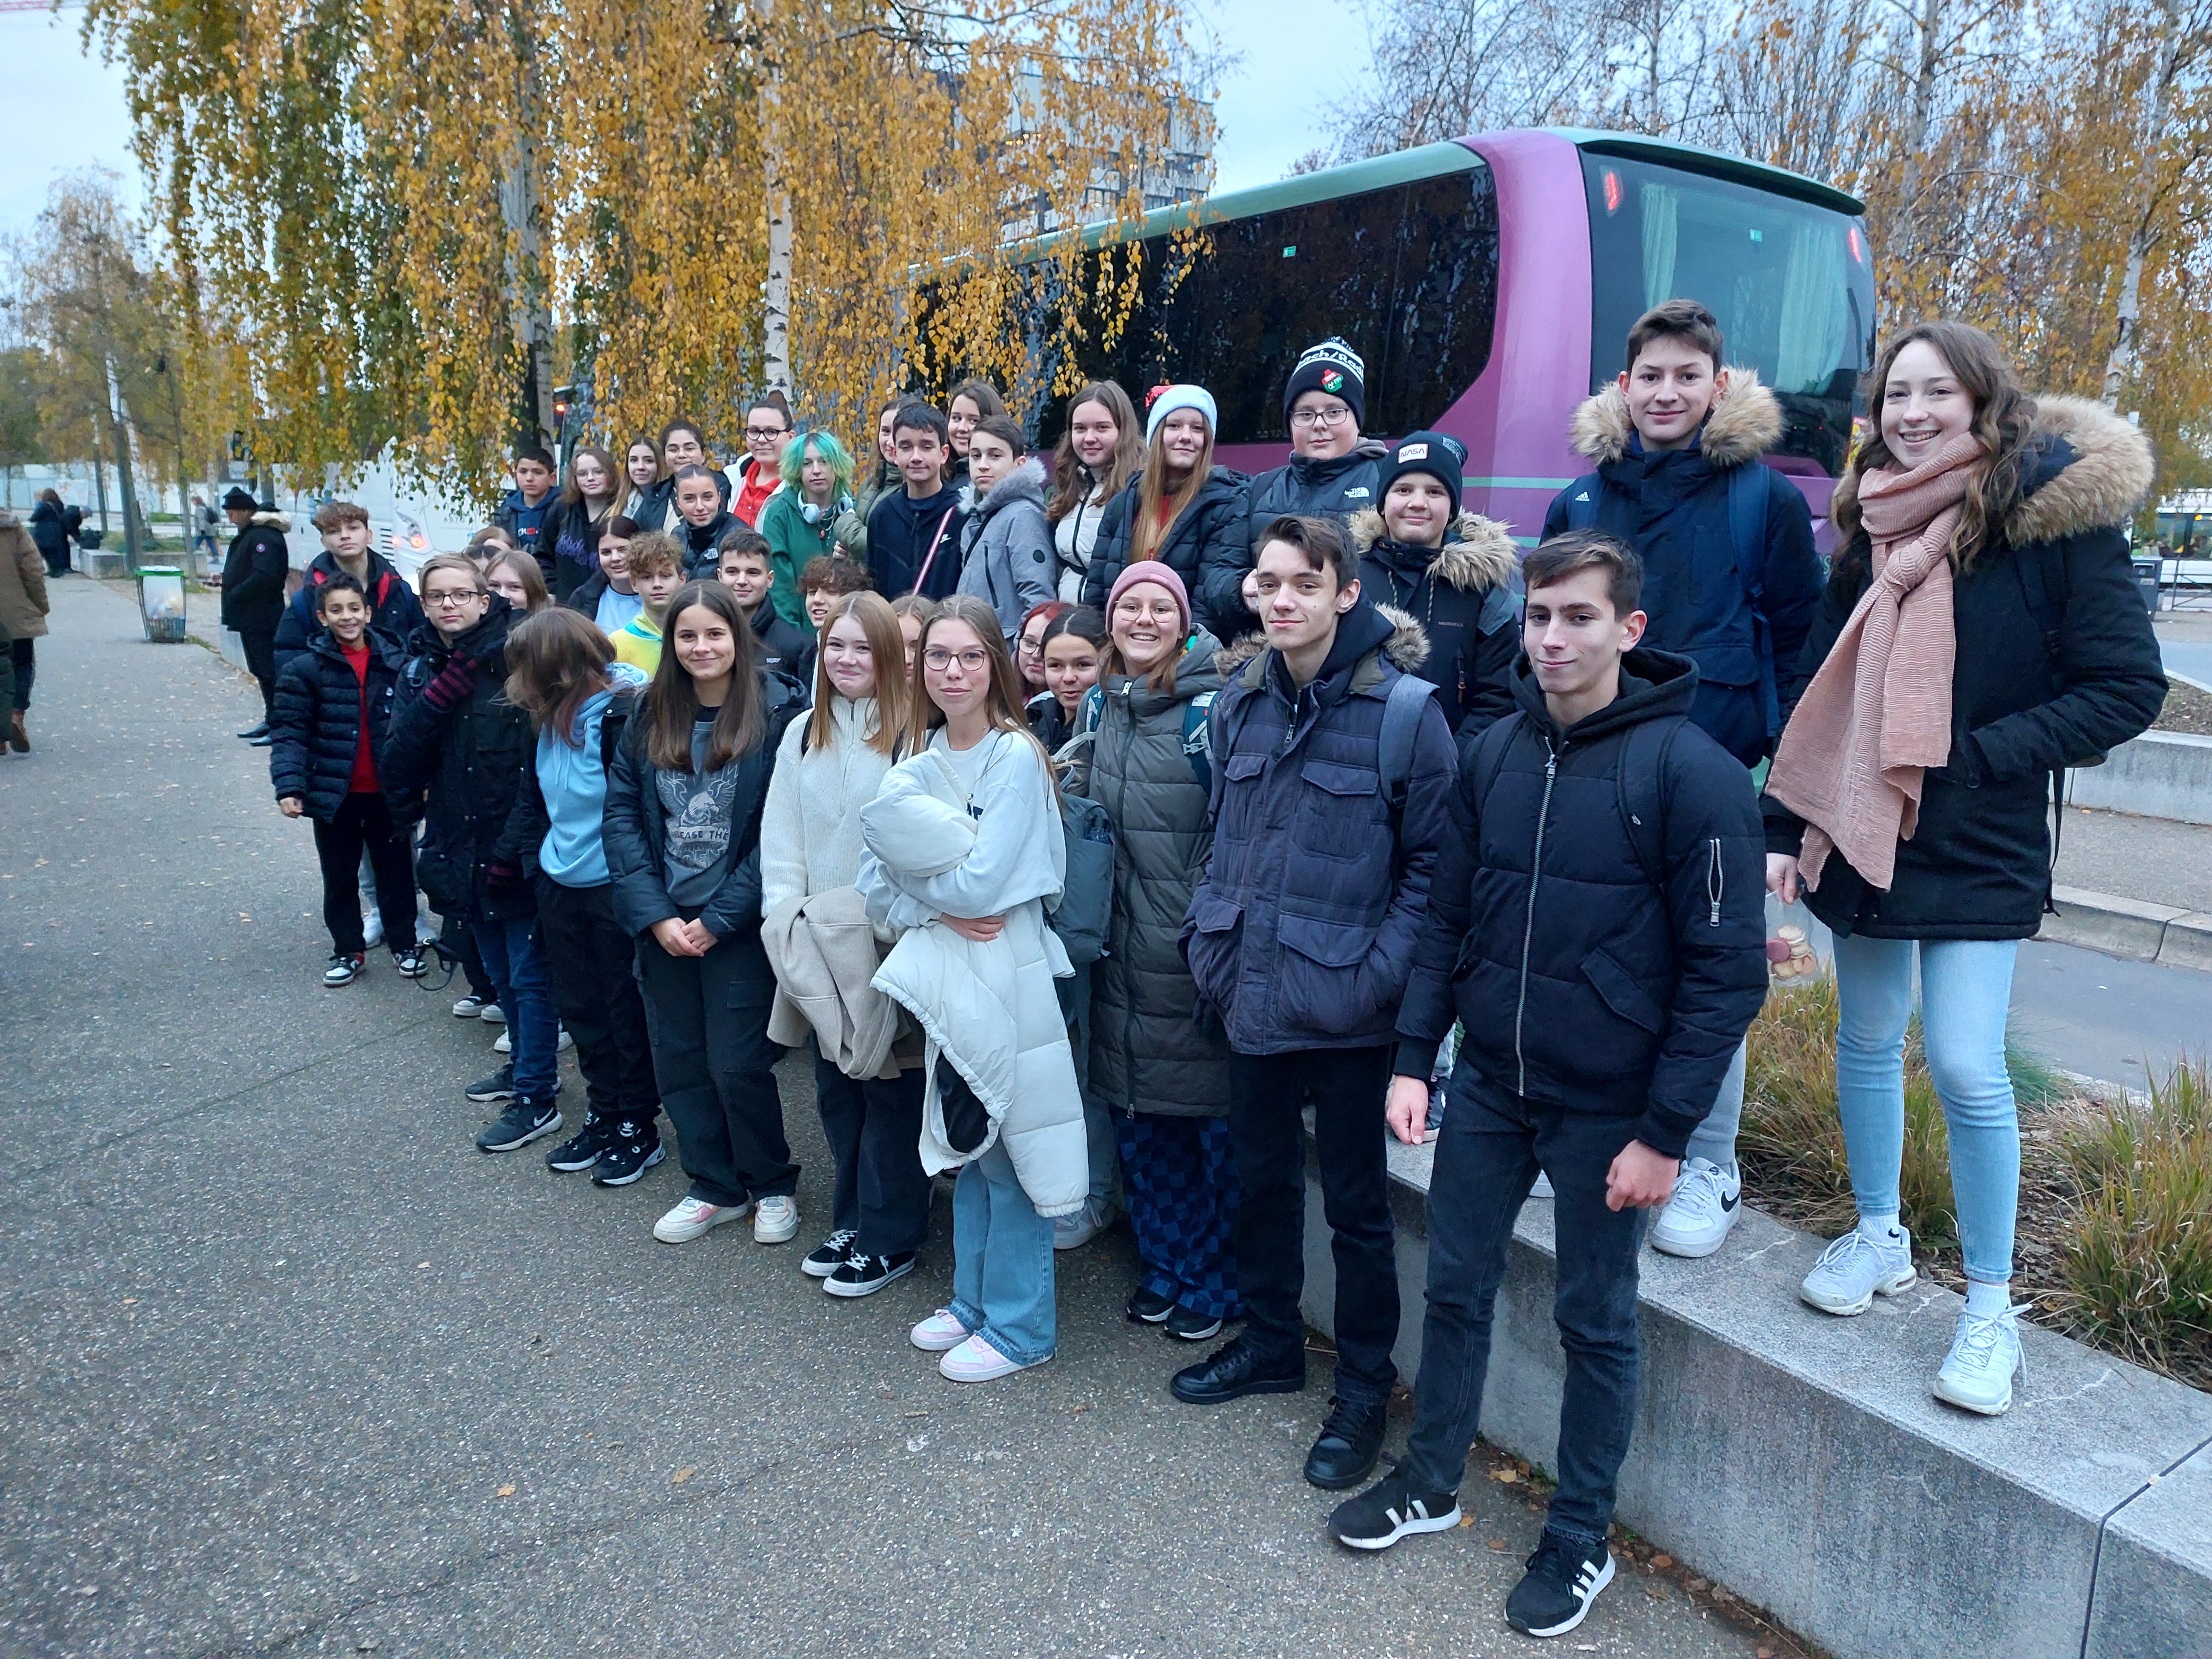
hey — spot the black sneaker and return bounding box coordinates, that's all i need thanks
[391,947,429,979]
[1327,1468,1462,1551]
[1305,1394,1390,1490]
[1127,1285,1175,1324]
[476,1096,562,1153]
[1506,1529,1616,1638]
[545,1117,616,1172]
[465,1065,517,1103]
[803,1229,858,1278]
[322,951,365,988]
[591,1128,664,1187]
[237,722,271,741]
[1170,1338,1306,1405]
[823,1250,918,1298]
[1163,1304,1224,1342]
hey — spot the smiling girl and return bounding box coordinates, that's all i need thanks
[1081,384,1250,640]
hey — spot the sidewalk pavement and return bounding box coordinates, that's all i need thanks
[1,576,1777,1659]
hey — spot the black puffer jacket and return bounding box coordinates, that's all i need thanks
[600,669,807,949]
[268,630,407,822]
[220,512,293,632]
[749,600,816,686]
[1398,650,1768,1158]
[1069,633,1230,1117]
[1181,602,1458,1057]
[382,601,535,924]
[1764,397,2166,940]
[1352,507,1522,737]
[1082,468,1252,640]
[675,508,737,578]
[1244,442,1387,547]
[272,548,426,677]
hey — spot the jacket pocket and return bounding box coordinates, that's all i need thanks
[1579,945,1667,1033]
[1276,912,1383,1038]
[1181,894,1244,1014]
[1294,760,1386,864]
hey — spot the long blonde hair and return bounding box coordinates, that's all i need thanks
[807,590,906,757]
[1131,410,1217,563]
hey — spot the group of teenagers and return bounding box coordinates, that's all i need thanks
[252,305,2166,1642]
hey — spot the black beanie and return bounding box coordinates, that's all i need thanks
[1378,431,1467,522]
[1283,337,1366,426]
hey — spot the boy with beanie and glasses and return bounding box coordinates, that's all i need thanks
[1542,298,1823,1260]
[1245,338,1389,554]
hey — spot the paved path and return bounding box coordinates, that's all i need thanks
[1,578,1773,1659]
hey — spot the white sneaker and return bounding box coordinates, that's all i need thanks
[1649,1158,1742,1259]
[653,1195,752,1244]
[1051,1195,1110,1252]
[910,1309,970,1352]
[491,1025,571,1056]
[1529,1171,1555,1199]
[452,995,485,1018]
[362,910,384,949]
[752,1194,799,1244]
[1935,1303,2026,1416]
[1800,1223,1917,1315]
[939,1333,1049,1382]
[480,1003,505,1025]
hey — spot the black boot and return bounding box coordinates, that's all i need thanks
[1304,1394,1388,1490]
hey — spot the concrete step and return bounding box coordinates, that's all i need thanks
[2038,882,2212,972]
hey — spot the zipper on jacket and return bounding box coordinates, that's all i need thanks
[1706,838,1723,928]
[1515,744,1559,1096]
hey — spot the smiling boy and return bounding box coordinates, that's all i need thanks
[717,528,814,683]
[612,533,687,674]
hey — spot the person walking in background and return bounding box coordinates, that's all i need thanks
[762,590,932,1297]
[500,608,666,1189]
[859,595,1087,1383]
[1244,339,1387,547]
[1541,299,1823,1261]
[731,395,795,527]
[0,509,50,755]
[1766,321,2164,1417]
[29,489,71,579]
[759,429,855,628]
[1064,561,1238,1338]
[1082,385,1251,639]
[546,444,622,603]
[267,572,426,986]
[1048,383,1143,603]
[218,486,293,746]
[191,493,221,574]
[955,417,1055,643]
[605,580,808,1251]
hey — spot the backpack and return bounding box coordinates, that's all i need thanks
[1207,666,1435,821]
[1566,462,1781,742]
[1075,682,1217,789]
[1464,711,1683,897]
[1051,789,1116,967]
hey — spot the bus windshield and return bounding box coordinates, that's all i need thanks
[1581,151,1875,476]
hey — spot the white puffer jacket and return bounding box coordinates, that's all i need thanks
[760,695,896,916]
[858,730,1086,1215]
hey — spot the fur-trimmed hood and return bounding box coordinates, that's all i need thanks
[1348,507,1518,595]
[1569,367,1781,470]
[960,454,1048,518]
[246,510,292,533]
[1212,602,1431,681]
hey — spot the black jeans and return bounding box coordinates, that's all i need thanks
[814,1052,930,1256]
[1400,1072,1646,1548]
[634,926,796,1206]
[238,626,278,721]
[1228,1044,1398,1407]
[536,876,659,1128]
[311,793,417,955]
[9,638,32,712]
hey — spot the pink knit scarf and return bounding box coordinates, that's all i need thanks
[1766,433,1984,892]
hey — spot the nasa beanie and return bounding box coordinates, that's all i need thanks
[1378,430,1468,521]
[1282,337,1366,426]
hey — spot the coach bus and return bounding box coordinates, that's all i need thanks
[983,128,1877,544]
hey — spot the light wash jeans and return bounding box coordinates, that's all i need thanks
[1833,934,2020,1285]
[1682,1040,1748,1169]
[947,1139,1057,1365]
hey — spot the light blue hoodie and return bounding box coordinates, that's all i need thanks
[537,661,650,888]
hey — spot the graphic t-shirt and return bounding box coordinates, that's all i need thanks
[658,714,740,908]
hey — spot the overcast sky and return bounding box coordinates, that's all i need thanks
[0,0,1375,243]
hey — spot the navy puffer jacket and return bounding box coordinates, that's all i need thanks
[269,630,407,822]
[1180,601,1458,1056]
[1082,468,1253,641]
[1397,650,1769,1158]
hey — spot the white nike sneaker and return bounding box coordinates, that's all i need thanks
[1935,1302,2026,1416]
[1649,1158,1742,1259]
[1800,1223,1917,1315]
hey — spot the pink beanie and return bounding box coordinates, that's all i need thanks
[1106,560,1190,634]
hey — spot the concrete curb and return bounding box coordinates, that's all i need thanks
[1301,1143,2212,1659]
[2038,883,2212,971]
[2067,732,2212,825]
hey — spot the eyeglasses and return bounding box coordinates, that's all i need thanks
[745,425,790,440]
[923,648,991,673]
[1289,406,1353,429]
[425,589,483,608]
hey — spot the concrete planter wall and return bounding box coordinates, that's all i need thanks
[2067,732,2212,825]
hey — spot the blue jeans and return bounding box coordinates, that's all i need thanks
[1681,1040,1748,1168]
[1400,1074,1645,1548]
[472,918,557,1098]
[947,1139,1057,1365]
[1833,934,2020,1284]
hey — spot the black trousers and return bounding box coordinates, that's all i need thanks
[238,626,278,721]
[814,1052,930,1256]
[634,927,796,1207]
[535,876,659,1128]
[311,794,417,955]
[9,639,31,712]
[1229,1044,1400,1407]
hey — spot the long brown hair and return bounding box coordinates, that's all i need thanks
[1049,382,1143,525]
[907,594,1051,776]
[505,608,616,746]
[1834,320,2037,574]
[643,581,764,772]
[1131,408,1217,563]
[807,590,907,758]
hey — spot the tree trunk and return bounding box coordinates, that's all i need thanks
[1894,0,1944,264]
[501,3,555,444]
[107,360,144,569]
[759,0,794,397]
[2101,0,2184,408]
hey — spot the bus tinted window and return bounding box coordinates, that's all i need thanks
[1582,153,1875,476]
[1023,163,1499,446]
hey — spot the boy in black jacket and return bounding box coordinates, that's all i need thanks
[1322,532,1767,1640]
[865,402,963,600]
[269,574,425,987]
